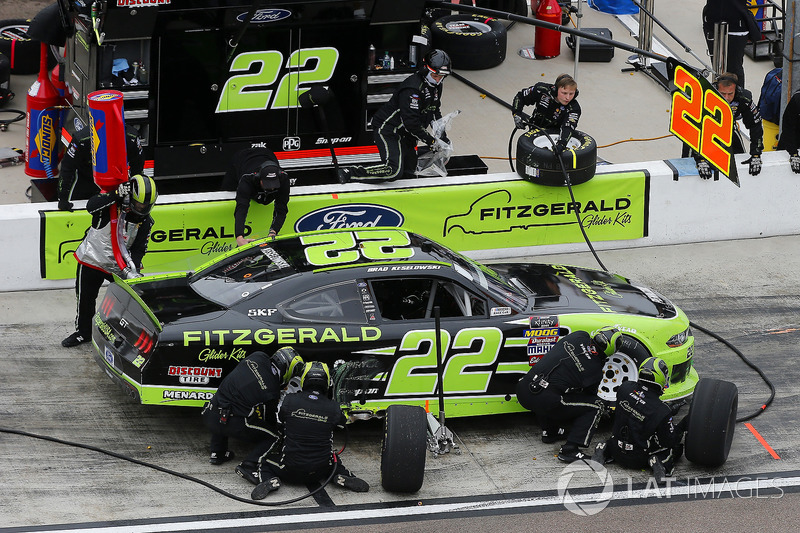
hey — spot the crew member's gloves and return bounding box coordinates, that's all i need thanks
[747,155,762,176]
[513,114,525,129]
[790,153,800,174]
[554,140,567,153]
[58,199,73,212]
[268,229,277,238]
[696,158,713,179]
[430,138,448,152]
[117,181,132,202]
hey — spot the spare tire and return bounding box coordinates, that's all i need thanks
[431,14,507,70]
[0,19,50,75]
[516,128,597,186]
[685,378,738,467]
[381,404,427,493]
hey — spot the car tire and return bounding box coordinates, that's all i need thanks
[0,19,44,75]
[381,404,427,493]
[685,378,738,467]
[431,14,507,70]
[515,128,597,186]
[597,334,649,402]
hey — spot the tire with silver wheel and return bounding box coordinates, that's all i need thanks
[516,128,597,186]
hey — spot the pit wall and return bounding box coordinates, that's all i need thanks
[3,151,796,292]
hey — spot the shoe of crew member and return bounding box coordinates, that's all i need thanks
[591,442,612,464]
[235,463,261,485]
[557,444,589,463]
[209,450,235,465]
[541,427,566,444]
[251,477,281,500]
[62,331,91,348]
[337,168,352,184]
[335,473,370,492]
[649,456,666,484]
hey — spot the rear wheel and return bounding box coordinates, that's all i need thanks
[685,378,738,467]
[381,404,427,492]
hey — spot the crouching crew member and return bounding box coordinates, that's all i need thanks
[511,74,581,152]
[592,357,687,483]
[516,327,622,463]
[201,347,304,486]
[251,361,369,500]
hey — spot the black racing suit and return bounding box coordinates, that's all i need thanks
[260,389,356,483]
[511,82,581,145]
[515,331,605,448]
[222,148,291,238]
[348,71,445,180]
[702,0,761,88]
[201,351,283,479]
[58,125,144,210]
[602,380,686,476]
[777,92,800,155]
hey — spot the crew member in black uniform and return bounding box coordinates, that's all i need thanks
[511,74,581,152]
[337,49,451,183]
[592,357,687,483]
[694,73,763,178]
[515,327,622,463]
[250,361,369,499]
[58,124,144,211]
[201,347,304,486]
[777,91,800,173]
[222,147,291,246]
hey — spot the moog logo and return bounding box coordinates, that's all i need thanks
[237,9,293,23]
[295,204,404,232]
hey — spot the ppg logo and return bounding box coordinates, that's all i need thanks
[283,137,301,151]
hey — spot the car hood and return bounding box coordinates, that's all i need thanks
[491,263,677,318]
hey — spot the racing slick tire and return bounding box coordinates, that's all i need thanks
[516,128,597,186]
[431,14,507,70]
[381,404,427,493]
[0,20,42,75]
[597,334,650,402]
[685,378,738,467]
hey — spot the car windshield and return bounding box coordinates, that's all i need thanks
[419,237,527,311]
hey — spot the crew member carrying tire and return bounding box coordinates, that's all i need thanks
[515,327,622,463]
[511,73,581,152]
[250,361,369,500]
[201,347,304,487]
[337,49,452,183]
[591,357,688,484]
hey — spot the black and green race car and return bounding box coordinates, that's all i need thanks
[91,227,697,418]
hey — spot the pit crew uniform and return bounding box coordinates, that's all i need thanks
[515,331,606,456]
[341,71,445,181]
[58,124,144,211]
[202,351,283,482]
[511,82,581,147]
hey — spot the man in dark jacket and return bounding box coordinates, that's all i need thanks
[777,91,800,173]
[516,327,622,463]
[511,74,581,152]
[250,361,369,500]
[201,347,304,485]
[58,124,144,211]
[592,357,687,483]
[702,0,762,89]
[222,147,291,246]
[337,49,451,183]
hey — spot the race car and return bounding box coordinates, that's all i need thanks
[91,227,697,416]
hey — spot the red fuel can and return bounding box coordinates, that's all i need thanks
[534,0,563,59]
[87,90,129,191]
[25,43,62,177]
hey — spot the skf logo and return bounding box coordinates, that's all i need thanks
[283,137,301,151]
[248,308,278,317]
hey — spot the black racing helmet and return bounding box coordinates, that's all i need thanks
[638,357,670,393]
[300,361,331,394]
[271,346,304,385]
[592,326,623,357]
[423,48,452,76]
[129,174,158,216]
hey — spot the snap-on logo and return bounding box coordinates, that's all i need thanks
[295,204,404,232]
[237,9,292,23]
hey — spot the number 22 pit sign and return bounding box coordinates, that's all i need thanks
[668,59,738,186]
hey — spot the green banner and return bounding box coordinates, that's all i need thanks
[41,172,648,280]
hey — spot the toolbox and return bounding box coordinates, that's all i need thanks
[566,28,614,63]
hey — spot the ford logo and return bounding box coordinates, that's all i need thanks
[295,204,404,232]
[237,8,293,23]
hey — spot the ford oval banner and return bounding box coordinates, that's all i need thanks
[295,204,404,232]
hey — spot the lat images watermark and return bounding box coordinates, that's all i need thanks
[557,461,786,516]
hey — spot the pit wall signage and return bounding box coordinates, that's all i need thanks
[39,172,647,280]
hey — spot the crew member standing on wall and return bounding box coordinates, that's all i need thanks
[61,174,158,347]
[694,73,763,178]
[58,124,144,211]
[515,327,622,463]
[592,357,688,483]
[511,74,581,152]
[250,361,370,500]
[337,49,452,183]
[201,347,304,485]
[702,0,761,89]
[222,147,291,246]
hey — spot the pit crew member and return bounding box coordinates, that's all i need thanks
[337,49,451,183]
[201,347,304,486]
[222,147,291,246]
[777,91,800,173]
[250,361,369,500]
[61,175,157,347]
[511,74,581,152]
[515,327,622,463]
[592,357,688,483]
